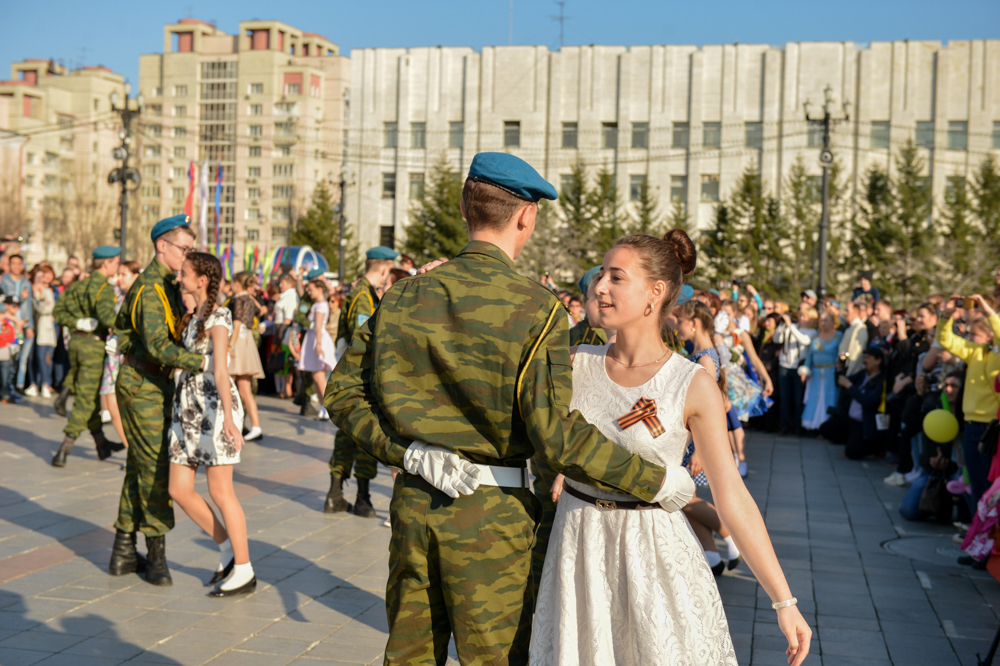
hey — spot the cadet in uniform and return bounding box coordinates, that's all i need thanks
[51,245,124,466]
[326,153,694,665]
[108,215,207,586]
[568,266,608,347]
[324,246,397,518]
[293,268,322,414]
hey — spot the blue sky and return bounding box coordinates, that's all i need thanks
[2,0,998,85]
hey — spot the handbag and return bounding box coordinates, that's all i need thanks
[979,420,1000,458]
[918,470,953,522]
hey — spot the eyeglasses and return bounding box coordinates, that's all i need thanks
[163,239,194,256]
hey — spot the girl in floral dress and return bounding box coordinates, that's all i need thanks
[166,252,255,597]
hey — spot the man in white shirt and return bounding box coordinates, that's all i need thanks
[775,311,817,433]
[273,274,299,330]
[838,300,869,376]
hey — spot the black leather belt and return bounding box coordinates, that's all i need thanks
[122,355,173,378]
[563,483,661,510]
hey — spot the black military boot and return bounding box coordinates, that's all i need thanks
[108,529,147,575]
[353,479,377,518]
[323,474,350,513]
[53,386,70,417]
[92,430,124,461]
[51,437,74,467]
[144,535,172,586]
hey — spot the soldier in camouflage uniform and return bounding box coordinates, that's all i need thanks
[51,246,124,467]
[567,266,609,347]
[292,269,317,414]
[324,247,397,518]
[108,215,207,586]
[326,153,694,665]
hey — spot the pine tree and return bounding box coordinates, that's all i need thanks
[632,176,664,236]
[939,176,977,280]
[516,200,576,283]
[851,165,894,278]
[402,156,466,262]
[971,154,1000,256]
[724,163,787,291]
[666,200,690,234]
[290,181,361,279]
[703,203,742,282]
[588,166,627,259]
[558,162,594,272]
[782,155,820,293]
[886,140,935,305]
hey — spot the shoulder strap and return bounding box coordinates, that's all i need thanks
[515,303,562,415]
[347,288,374,322]
[130,283,179,341]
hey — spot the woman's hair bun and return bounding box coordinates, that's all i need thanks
[663,228,697,277]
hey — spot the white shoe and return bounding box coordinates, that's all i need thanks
[244,426,263,441]
[904,469,923,483]
[23,385,37,397]
[381,518,391,528]
[40,386,52,398]
[316,407,329,421]
[101,410,112,423]
[883,472,907,487]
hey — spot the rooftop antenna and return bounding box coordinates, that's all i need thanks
[508,0,513,46]
[549,1,569,49]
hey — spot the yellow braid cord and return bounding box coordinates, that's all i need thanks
[516,303,562,415]
[348,289,375,322]
[130,284,179,342]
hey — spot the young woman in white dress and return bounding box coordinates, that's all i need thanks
[529,230,811,666]
[297,278,336,420]
[166,252,255,597]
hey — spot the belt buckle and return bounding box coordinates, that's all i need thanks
[595,499,617,510]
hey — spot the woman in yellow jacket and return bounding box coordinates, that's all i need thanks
[937,294,1000,504]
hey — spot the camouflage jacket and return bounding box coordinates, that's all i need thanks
[52,272,118,340]
[293,292,314,329]
[325,241,665,501]
[337,276,378,345]
[569,318,607,347]
[115,257,203,372]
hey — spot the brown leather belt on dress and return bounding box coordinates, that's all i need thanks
[563,483,661,510]
[122,355,173,378]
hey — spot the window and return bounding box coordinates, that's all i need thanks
[248,166,261,178]
[248,146,261,157]
[273,163,295,178]
[602,123,618,149]
[275,122,295,137]
[202,61,237,80]
[629,175,646,201]
[173,146,185,158]
[272,206,292,222]
[562,122,578,149]
[671,176,688,203]
[140,184,161,198]
[631,122,649,149]
[171,207,184,216]
[249,104,262,116]
[247,229,259,241]
[25,176,34,187]
[246,208,260,220]
[249,83,263,95]
[807,120,824,147]
[249,125,262,137]
[871,121,890,149]
[143,144,161,159]
[703,122,721,149]
[171,167,185,178]
[173,126,186,139]
[173,105,186,118]
[285,83,301,96]
[449,121,464,148]
[504,121,520,148]
[410,122,426,149]
[274,102,297,115]
[382,172,396,199]
[152,86,162,97]
[272,226,289,240]
[26,153,35,165]
[26,197,34,209]
[380,226,395,249]
[384,122,398,148]
[201,82,237,100]
[915,121,935,148]
[948,121,968,151]
[172,187,185,200]
[745,122,763,149]
[173,85,187,97]
[147,124,162,138]
[273,184,295,199]
[248,188,260,200]
[149,105,162,116]
[409,173,425,199]
[672,122,690,149]
[277,144,292,156]
[993,121,1000,149]
[701,174,720,202]
[142,164,160,178]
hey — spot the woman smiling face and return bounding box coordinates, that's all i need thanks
[591,245,666,333]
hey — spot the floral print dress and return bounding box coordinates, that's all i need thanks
[168,307,244,466]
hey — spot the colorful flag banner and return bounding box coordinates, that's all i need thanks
[197,160,209,251]
[214,164,222,256]
[184,162,195,218]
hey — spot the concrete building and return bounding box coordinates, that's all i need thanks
[137,19,349,260]
[0,60,126,265]
[344,40,1000,251]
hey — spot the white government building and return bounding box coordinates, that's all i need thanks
[344,40,1000,251]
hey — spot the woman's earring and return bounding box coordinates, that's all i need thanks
[644,303,653,317]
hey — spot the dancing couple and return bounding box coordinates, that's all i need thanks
[327,152,811,665]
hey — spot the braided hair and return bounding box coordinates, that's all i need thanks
[178,252,223,343]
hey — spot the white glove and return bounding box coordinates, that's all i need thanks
[651,465,697,512]
[403,441,482,498]
[104,337,118,356]
[76,318,98,332]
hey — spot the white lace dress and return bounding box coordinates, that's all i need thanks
[529,345,737,666]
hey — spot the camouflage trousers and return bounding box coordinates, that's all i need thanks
[384,473,541,666]
[64,336,105,439]
[113,364,175,537]
[528,458,559,596]
[330,429,378,480]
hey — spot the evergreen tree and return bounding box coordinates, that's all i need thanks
[939,176,977,279]
[702,203,742,282]
[971,154,1000,256]
[851,165,894,276]
[721,163,787,292]
[516,200,576,283]
[588,166,627,259]
[782,155,820,292]
[632,176,664,236]
[290,181,361,279]
[665,199,690,234]
[402,156,466,262]
[558,162,595,272]
[886,140,935,305]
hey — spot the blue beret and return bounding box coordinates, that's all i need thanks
[577,266,601,296]
[304,268,325,280]
[150,214,192,242]
[468,152,557,202]
[366,246,400,261]
[92,245,121,259]
[675,284,694,305]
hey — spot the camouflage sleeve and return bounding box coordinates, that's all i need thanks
[95,282,118,331]
[135,287,204,372]
[518,304,665,502]
[52,283,77,328]
[344,290,375,340]
[325,312,411,468]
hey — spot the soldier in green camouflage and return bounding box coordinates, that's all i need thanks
[51,245,124,467]
[568,266,609,347]
[326,153,695,665]
[324,247,396,518]
[108,215,208,586]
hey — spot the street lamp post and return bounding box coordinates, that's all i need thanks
[108,83,143,259]
[804,85,850,298]
[336,176,346,285]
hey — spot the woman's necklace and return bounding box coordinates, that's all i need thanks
[608,344,671,368]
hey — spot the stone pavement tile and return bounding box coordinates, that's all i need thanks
[817,658,892,666]
[0,612,42,632]
[9,597,86,620]
[237,635,313,656]
[258,619,338,642]
[100,590,178,609]
[886,644,962,664]
[304,640,385,663]
[877,620,946,638]
[818,627,887,648]
[61,636,144,660]
[817,615,880,632]
[192,613,276,635]
[820,639,889,660]
[157,594,231,614]
[212,600,288,620]
[35,586,114,602]
[204,648,296,666]
[0,629,88,653]
[0,647,49,666]
[30,654,122,666]
[94,624,181,650]
[751,647,798,664]
[53,602,148,628]
[129,643,227,664]
[116,608,205,631]
[163,628,247,650]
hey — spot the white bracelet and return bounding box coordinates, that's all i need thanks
[772,597,797,610]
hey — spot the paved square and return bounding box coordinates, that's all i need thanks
[1,395,999,664]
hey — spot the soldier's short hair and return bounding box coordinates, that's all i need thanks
[462,179,533,233]
[365,258,394,273]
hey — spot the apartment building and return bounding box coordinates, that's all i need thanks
[344,40,1000,250]
[137,19,349,259]
[0,59,126,265]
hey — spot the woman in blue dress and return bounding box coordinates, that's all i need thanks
[800,313,843,431]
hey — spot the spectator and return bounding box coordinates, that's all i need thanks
[755,312,783,431]
[0,294,24,403]
[763,299,775,316]
[0,255,33,396]
[936,294,1000,505]
[800,289,818,309]
[873,299,893,326]
[852,270,880,302]
[775,308,817,434]
[65,255,80,271]
[838,346,888,460]
[228,272,266,442]
[567,296,584,326]
[800,313,843,432]
[24,264,56,398]
[400,255,417,276]
[838,300,869,376]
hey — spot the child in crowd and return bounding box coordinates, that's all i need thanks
[0,294,25,404]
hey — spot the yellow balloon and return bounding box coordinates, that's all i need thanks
[923,409,959,444]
